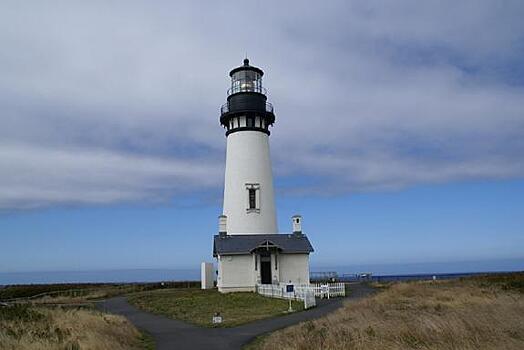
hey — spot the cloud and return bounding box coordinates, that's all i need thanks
[0,143,221,209]
[0,0,523,209]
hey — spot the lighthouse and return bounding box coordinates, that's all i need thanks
[211,59,314,293]
[220,58,277,234]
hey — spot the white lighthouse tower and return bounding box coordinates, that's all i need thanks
[211,59,314,293]
[220,58,277,234]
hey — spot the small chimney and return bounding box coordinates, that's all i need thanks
[292,215,302,235]
[219,215,227,238]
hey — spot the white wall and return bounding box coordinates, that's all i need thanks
[278,254,310,285]
[223,130,278,234]
[272,253,279,284]
[217,254,255,291]
[217,253,311,292]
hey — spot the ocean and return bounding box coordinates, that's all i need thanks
[0,269,200,285]
[1,258,522,285]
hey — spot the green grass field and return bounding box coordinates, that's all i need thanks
[128,288,304,327]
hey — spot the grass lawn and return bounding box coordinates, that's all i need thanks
[138,330,156,350]
[127,288,304,327]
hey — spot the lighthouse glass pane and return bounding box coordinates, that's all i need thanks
[231,71,262,94]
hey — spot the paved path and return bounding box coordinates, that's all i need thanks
[97,283,374,350]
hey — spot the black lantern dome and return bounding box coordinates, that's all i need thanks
[220,59,276,136]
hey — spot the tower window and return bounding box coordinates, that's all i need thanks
[245,183,260,213]
[248,189,256,209]
[247,117,254,128]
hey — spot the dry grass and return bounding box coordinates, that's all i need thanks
[0,305,149,350]
[251,274,524,350]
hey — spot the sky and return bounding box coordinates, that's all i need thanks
[1,1,523,277]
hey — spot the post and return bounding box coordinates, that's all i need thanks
[201,262,214,289]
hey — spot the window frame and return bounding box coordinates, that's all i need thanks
[245,183,261,213]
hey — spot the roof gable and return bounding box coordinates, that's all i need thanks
[252,239,281,252]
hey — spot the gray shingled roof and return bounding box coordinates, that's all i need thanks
[213,233,314,257]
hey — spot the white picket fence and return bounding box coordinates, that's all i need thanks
[256,282,346,309]
[256,283,317,309]
[256,283,302,301]
[310,282,346,298]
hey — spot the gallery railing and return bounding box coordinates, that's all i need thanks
[220,101,274,115]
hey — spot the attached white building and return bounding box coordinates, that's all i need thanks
[213,59,314,293]
[214,227,314,292]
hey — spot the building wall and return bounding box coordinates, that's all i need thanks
[272,253,279,284]
[223,130,278,234]
[218,253,311,292]
[217,254,255,292]
[278,254,310,285]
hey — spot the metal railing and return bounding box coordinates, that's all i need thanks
[220,102,274,115]
[310,271,339,282]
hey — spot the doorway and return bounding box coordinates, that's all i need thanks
[260,253,272,284]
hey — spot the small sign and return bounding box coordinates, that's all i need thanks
[286,284,294,293]
[212,312,222,324]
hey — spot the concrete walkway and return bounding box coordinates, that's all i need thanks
[97,283,374,350]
